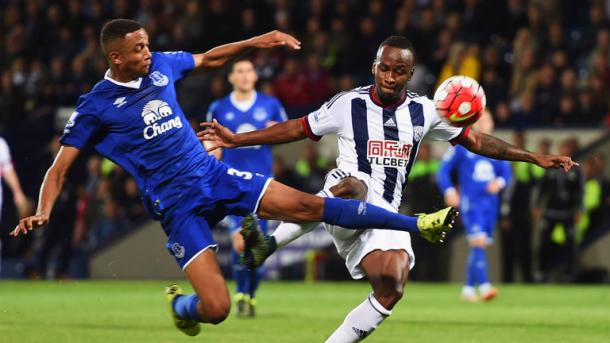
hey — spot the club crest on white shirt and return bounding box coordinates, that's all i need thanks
[149,71,169,87]
[413,126,424,142]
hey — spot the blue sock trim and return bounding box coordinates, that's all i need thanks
[322,198,418,233]
[173,294,201,321]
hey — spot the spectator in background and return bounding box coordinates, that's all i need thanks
[533,63,559,124]
[295,143,329,194]
[533,139,584,282]
[273,57,311,117]
[273,155,303,191]
[500,131,538,283]
[436,42,481,88]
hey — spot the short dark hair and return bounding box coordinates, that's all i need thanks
[230,58,254,73]
[100,19,143,53]
[378,35,416,56]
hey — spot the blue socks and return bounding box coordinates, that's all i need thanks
[466,247,489,287]
[232,250,264,298]
[232,250,249,294]
[173,294,201,321]
[322,197,419,234]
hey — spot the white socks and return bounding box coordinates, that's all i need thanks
[272,190,331,248]
[325,293,392,343]
[272,221,320,248]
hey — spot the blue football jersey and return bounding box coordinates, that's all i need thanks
[60,51,214,216]
[207,92,286,176]
[438,145,512,213]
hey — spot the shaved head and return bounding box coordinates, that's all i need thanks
[100,19,143,55]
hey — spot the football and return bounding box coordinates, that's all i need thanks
[433,75,486,127]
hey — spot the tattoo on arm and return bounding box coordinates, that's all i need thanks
[467,132,536,163]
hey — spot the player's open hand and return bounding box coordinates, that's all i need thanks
[249,30,301,50]
[534,154,579,172]
[198,119,238,152]
[10,213,49,237]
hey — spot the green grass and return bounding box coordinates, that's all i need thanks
[0,281,608,342]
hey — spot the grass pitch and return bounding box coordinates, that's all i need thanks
[0,281,608,342]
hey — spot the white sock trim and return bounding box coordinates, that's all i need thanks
[367,293,392,317]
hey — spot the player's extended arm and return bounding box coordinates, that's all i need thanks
[459,129,578,171]
[10,145,80,236]
[2,165,28,212]
[193,30,301,69]
[199,118,307,152]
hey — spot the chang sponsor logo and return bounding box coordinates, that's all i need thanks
[141,100,183,140]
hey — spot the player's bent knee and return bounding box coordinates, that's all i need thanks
[371,274,405,308]
[199,300,230,325]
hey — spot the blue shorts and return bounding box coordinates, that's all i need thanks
[162,164,271,269]
[462,209,498,242]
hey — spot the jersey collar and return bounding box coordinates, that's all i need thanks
[369,85,407,109]
[230,91,257,112]
[104,69,142,89]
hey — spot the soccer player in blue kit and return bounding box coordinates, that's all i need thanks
[438,110,512,302]
[206,58,287,316]
[10,20,458,337]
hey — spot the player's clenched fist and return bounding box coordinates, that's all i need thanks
[10,213,49,237]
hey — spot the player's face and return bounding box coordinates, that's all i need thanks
[372,46,414,102]
[229,61,258,93]
[115,28,152,79]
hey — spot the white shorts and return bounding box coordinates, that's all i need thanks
[322,168,416,279]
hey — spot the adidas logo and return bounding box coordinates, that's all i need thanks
[384,117,397,127]
[352,327,370,338]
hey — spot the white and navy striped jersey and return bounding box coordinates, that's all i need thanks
[302,85,466,210]
[0,137,14,209]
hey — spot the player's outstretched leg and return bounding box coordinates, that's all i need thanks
[165,284,201,336]
[256,180,457,243]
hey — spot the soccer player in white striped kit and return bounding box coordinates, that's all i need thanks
[201,36,576,342]
[0,136,29,273]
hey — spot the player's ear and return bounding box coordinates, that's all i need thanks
[408,67,414,81]
[371,61,376,76]
[108,51,121,65]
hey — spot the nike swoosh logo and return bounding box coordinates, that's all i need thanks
[449,111,477,122]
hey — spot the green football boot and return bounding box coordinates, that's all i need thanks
[165,284,201,336]
[416,207,458,243]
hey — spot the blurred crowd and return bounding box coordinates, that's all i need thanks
[1,0,610,279]
[3,0,610,127]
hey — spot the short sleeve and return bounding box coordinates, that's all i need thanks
[158,51,195,81]
[206,101,218,123]
[272,98,288,123]
[426,116,465,142]
[0,138,13,172]
[59,110,103,150]
[305,101,342,138]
